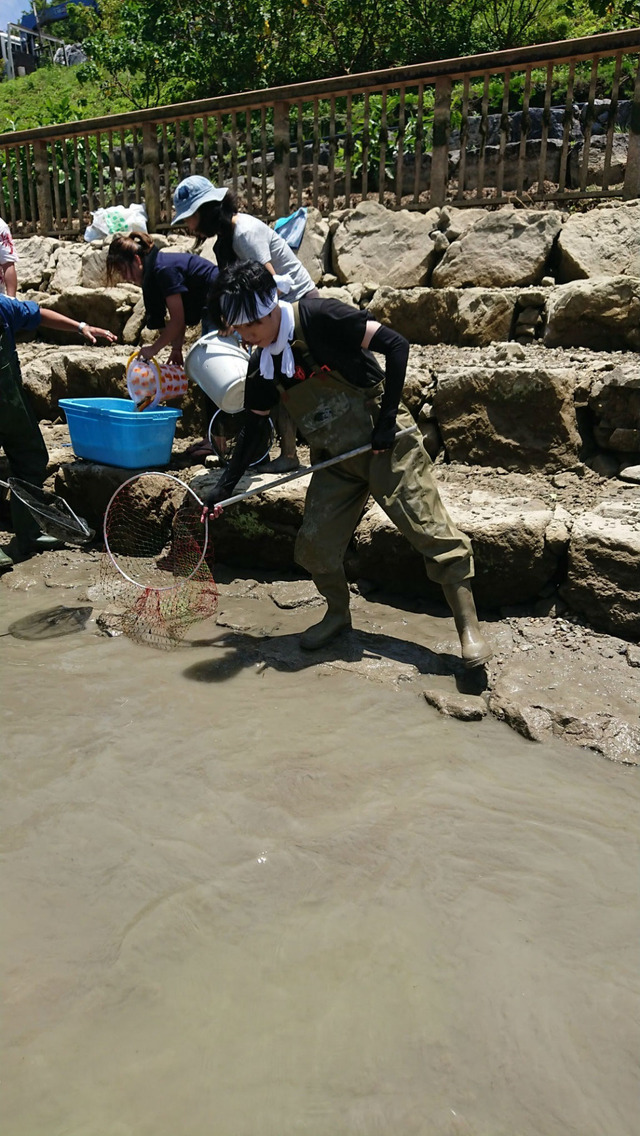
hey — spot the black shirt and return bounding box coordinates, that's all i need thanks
[244,295,385,412]
[207,294,409,506]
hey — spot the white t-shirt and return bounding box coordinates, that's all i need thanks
[0,218,18,294]
[232,213,314,302]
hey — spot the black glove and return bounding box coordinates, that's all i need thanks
[371,411,398,451]
[202,482,231,510]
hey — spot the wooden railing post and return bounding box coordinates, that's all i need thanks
[430,76,452,206]
[273,100,290,219]
[142,122,161,230]
[624,57,640,199]
[33,140,53,233]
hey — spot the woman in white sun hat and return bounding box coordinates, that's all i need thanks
[172,175,319,470]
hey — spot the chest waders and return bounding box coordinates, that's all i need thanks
[275,307,490,660]
[0,331,49,553]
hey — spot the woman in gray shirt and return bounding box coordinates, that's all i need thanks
[172,174,317,467]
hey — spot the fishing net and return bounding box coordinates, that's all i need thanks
[1,477,94,544]
[99,472,218,649]
[208,409,273,468]
[6,605,93,640]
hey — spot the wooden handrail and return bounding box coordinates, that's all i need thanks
[0,27,639,147]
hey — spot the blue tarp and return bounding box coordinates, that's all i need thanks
[273,207,307,250]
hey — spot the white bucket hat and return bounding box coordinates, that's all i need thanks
[171,176,228,226]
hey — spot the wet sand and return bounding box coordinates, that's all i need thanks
[1,586,639,1136]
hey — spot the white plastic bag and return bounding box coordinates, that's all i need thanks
[84,203,148,242]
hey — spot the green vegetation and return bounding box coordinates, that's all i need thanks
[0,66,130,133]
[0,0,637,131]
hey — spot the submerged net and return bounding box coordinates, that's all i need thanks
[6,477,94,544]
[99,473,218,649]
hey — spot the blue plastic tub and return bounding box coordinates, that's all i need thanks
[59,398,182,469]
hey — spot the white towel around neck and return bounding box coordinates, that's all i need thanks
[259,300,296,381]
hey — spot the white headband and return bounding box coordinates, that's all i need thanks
[220,273,295,327]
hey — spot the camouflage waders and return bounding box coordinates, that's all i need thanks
[278,314,474,591]
[0,329,49,551]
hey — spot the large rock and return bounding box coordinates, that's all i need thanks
[562,501,640,637]
[295,207,329,284]
[368,286,514,345]
[348,492,562,606]
[41,286,141,340]
[488,620,640,764]
[14,236,60,290]
[568,135,628,191]
[438,206,486,243]
[122,296,146,345]
[446,493,565,607]
[332,201,440,287]
[176,469,565,608]
[48,346,131,405]
[81,246,111,289]
[589,364,640,454]
[431,206,563,289]
[557,201,640,282]
[17,345,69,419]
[48,243,84,292]
[545,276,640,350]
[432,363,581,470]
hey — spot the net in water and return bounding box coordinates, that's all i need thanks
[99,473,218,649]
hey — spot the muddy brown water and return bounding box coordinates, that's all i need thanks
[1,587,638,1136]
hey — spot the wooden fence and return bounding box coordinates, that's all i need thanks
[1,28,640,236]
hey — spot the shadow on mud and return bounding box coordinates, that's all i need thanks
[180,627,488,695]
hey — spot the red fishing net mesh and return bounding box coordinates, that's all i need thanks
[98,473,218,649]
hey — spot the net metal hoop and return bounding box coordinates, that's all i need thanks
[2,477,93,543]
[207,408,273,468]
[103,471,209,592]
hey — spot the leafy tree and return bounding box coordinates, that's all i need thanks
[80,0,274,108]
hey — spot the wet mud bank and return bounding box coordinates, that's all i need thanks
[2,543,638,764]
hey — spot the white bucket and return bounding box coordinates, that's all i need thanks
[184,331,249,414]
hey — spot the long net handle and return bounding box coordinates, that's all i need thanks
[214,424,418,509]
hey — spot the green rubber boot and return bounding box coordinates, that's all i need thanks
[442,579,493,669]
[0,547,14,572]
[300,571,352,651]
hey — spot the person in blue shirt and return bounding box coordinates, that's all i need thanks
[0,295,116,571]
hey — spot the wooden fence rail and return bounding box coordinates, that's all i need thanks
[1,28,640,236]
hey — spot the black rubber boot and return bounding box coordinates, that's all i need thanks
[442,579,493,669]
[300,571,352,650]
